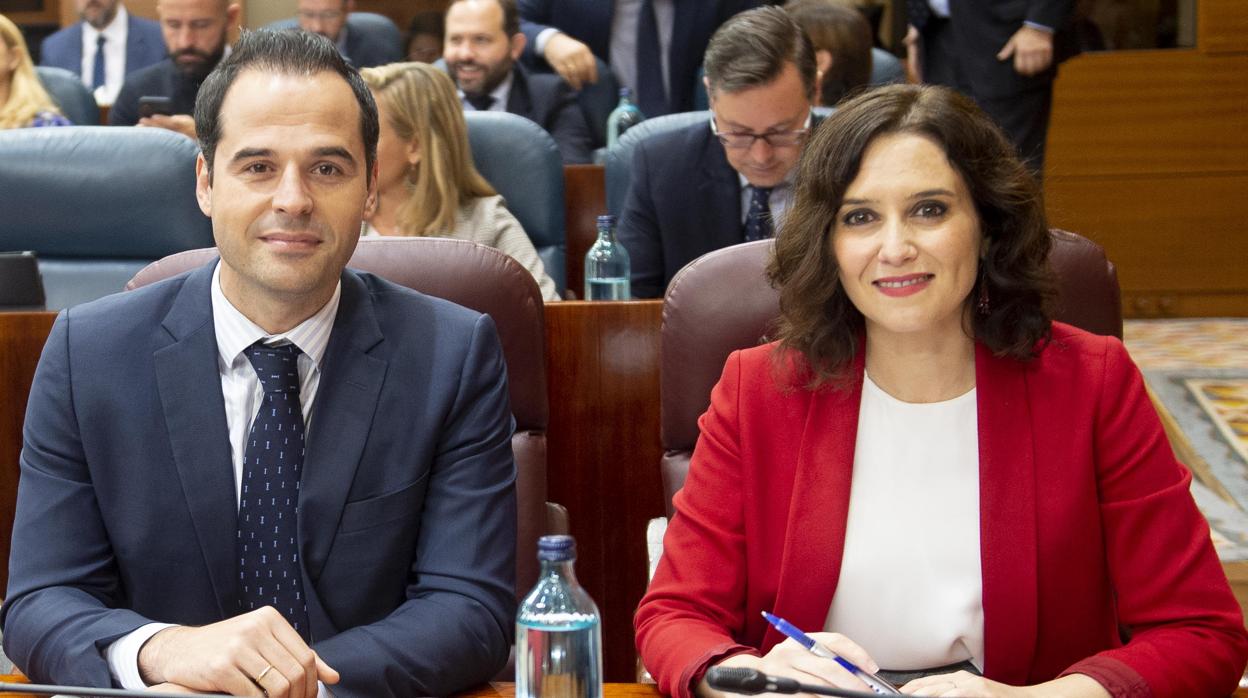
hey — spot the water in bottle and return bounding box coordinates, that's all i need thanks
[606,88,645,148]
[584,215,631,301]
[516,535,603,698]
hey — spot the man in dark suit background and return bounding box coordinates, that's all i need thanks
[296,0,403,69]
[517,0,760,116]
[109,0,239,139]
[445,0,593,164]
[907,0,1075,173]
[2,30,515,698]
[618,6,818,298]
[39,0,166,105]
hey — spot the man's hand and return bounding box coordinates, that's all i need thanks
[996,25,1055,76]
[138,607,339,698]
[138,114,198,140]
[542,33,598,90]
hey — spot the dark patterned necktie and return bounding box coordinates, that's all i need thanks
[236,342,311,641]
[636,0,668,117]
[92,35,107,90]
[466,93,495,111]
[744,186,774,242]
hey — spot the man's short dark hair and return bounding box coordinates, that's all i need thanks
[449,0,519,37]
[194,29,380,179]
[703,6,817,100]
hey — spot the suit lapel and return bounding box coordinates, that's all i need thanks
[769,353,865,643]
[124,16,144,72]
[507,66,535,121]
[153,264,240,618]
[976,343,1038,683]
[696,130,744,250]
[299,272,387,582]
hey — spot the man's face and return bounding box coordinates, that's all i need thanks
[708,62,813,188]
[77,0,120,30]
[195,69,376,323]
[444,0,523,97]
[157,0,236,81]
[298,0,349,43]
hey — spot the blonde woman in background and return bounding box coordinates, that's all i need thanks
[0,14,71,129]
[360,61,560,301]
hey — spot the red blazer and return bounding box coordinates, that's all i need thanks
[635,323,1248,698]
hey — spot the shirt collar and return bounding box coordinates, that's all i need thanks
[211,260,341,371]
[457,68,514,111]
[737,169,796,193]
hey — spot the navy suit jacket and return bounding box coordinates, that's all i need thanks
[506,65,593,164]
[1,265,517,697]
[617,120,740,298]
[518,0,760,114]
[918,0,1075,99]
[39,14,166,80]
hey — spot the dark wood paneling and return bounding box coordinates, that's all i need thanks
[563,165,607,300]
[0,312,57,593]
[544,301,664,681]
[354,0,449,35]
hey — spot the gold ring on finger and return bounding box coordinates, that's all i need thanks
[255,663,274,683]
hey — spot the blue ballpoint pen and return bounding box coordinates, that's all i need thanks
[761,611,901,695]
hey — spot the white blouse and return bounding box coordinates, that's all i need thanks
[824,375,984,671]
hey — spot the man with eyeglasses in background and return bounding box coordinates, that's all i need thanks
[296,0,401,69]
[617,6,819,299]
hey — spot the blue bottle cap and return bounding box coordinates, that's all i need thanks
[537,534,576,561]
[596,215,616,227]
[618,87,632,99]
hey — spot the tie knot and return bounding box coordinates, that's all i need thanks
[466,93,495,112]
[751,186,773,206]
[97,35,106,47]
[245,342,302,395]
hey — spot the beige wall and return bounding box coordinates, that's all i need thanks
[246,0,296,29]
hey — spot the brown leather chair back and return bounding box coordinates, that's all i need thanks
[126,237,553,597]
[658,229,1122,516]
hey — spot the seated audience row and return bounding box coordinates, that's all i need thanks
[1,15,72,128]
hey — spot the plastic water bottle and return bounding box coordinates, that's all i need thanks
[606,88,645,148]
[584,215,630,300]
[516,535,603,698]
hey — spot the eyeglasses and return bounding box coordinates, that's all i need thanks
[298,9,345,22]
[709,110,812,149]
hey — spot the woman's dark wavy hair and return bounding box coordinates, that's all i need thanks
[767,84,1056,388]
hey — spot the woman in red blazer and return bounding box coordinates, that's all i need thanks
[635,84,1248,698]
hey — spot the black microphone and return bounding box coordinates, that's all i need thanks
[706,666,887,698]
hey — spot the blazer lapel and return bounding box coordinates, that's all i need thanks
[976,344,1038,683]
[124,16,145,72]
[153,264,241,618]
[697,131,744,250]
[507,66,535,121]
[299,271,387,582]
[769,353,865,643]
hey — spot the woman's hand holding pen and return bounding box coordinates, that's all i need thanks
[697,633,882,697]
[900,670,1112,697]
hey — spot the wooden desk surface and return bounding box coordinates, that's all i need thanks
[461,682,661,698]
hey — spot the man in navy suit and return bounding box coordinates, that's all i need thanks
[618,6,818,298]
[2,30,515,698]
[517,0,759,116]
[39,0,166,105]
[907,0,1076,173]
[296,0,402,69]
[445,0,593,164]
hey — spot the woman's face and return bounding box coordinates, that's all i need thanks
[371,92,420,196]
[831,131,984,347]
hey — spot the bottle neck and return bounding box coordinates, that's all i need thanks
[596,225,616,244]
[540,557,579,584]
